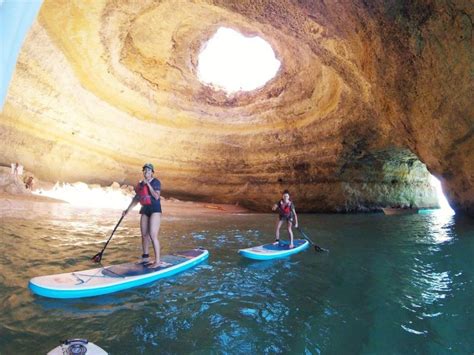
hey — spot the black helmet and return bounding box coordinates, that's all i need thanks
[142,163,154,172]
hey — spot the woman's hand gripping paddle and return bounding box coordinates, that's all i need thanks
[91,215,125,263]
[294,224,329,252]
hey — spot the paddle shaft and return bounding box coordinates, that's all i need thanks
[94,215,124,260]
[295,226,328,252]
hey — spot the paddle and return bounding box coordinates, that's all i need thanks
[91,215,124,263]
[294,225,329,252]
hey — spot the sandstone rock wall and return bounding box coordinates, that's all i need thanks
[0,166,33,195]
[0,0,471,213]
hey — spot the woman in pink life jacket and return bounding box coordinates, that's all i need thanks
[272,190,299,249]
[122,163,170,268]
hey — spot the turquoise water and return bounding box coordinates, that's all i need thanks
[0,206,473,354]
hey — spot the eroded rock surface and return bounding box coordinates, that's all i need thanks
[0,0,472,213]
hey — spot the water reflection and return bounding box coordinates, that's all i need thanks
[400,210,456,336]
[0,206,473,353]
[427,209,455,244]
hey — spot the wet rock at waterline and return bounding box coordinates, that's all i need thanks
[0,1,472,214]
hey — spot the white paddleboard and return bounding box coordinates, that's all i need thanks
[239,239,309,260]
[30,249,208,299]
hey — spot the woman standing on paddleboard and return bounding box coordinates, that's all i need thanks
[123,163,169,268]
[272,190,299,249]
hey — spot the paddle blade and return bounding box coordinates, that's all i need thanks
[91,252,103,263]
[314,245,329,252]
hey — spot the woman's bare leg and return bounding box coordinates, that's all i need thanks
[147,213,167,267]
[287,221,294,248]
[140,214,151,259]
[274,219,284,244]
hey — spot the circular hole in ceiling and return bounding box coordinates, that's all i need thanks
[197,27,281,94]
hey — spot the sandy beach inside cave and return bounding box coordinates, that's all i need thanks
[0,191,250,220]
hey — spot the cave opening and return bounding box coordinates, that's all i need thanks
[429,175,455,214]
[338,148,455,214]
[197,27,281,94]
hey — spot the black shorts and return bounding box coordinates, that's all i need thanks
[279,214,293,222]
[139,204,162,217]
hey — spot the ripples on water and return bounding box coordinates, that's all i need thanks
[0,206,473,354]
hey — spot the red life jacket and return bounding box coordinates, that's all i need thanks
[135,182,152,206]
[279,200,292,217]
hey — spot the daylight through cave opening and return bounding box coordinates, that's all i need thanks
[197,27,281,94]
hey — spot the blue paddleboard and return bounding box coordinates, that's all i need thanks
[238,239,309,260]
[29,249,208,299]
